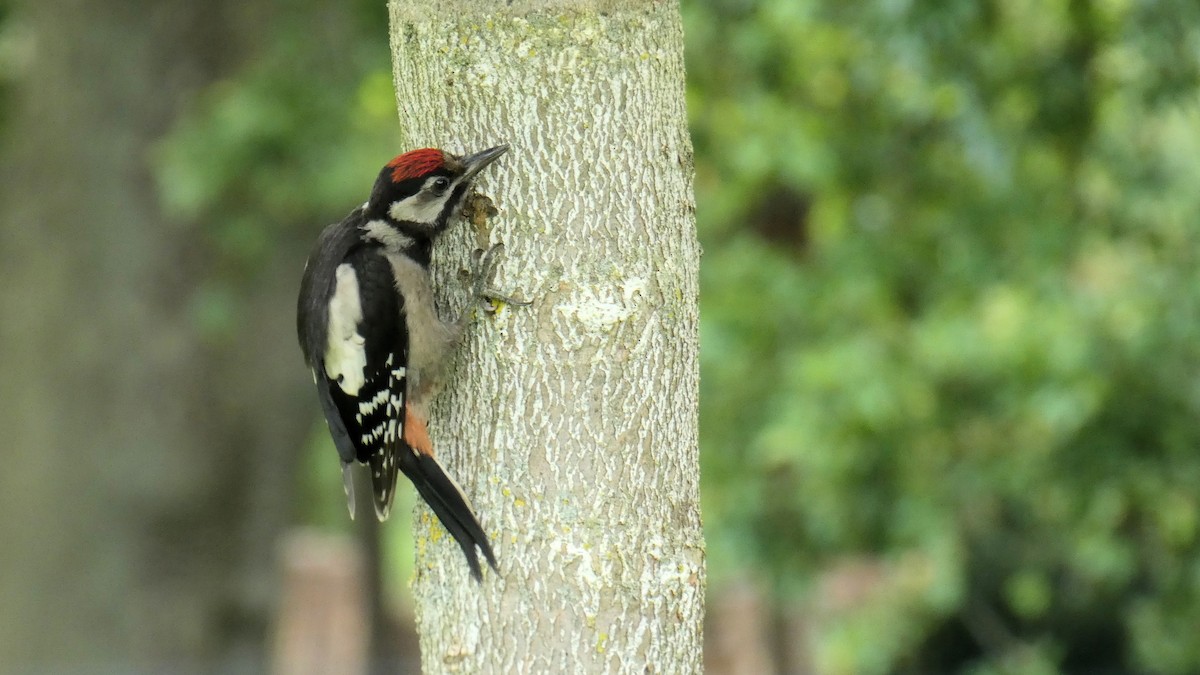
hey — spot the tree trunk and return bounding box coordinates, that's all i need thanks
[0,0,303,669]
[388,0,705,671]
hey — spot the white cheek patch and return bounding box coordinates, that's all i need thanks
[388,194,447,224]
[388,176,464,225]
[324,263,368,395]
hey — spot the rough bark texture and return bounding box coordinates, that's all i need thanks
[388,0,705,671]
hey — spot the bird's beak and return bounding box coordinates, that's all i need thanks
[460,144,509,179]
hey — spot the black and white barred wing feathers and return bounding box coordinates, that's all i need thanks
[299,233,408,521]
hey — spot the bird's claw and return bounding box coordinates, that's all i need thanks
[470,244,531,312]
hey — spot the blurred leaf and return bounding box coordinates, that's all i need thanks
[689,0,1200,670]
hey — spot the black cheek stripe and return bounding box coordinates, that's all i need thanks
[437,183,472,225]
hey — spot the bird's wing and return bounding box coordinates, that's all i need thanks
[313,243,408,520]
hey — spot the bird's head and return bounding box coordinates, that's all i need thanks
[365,144,508,236]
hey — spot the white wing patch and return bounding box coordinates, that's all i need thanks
[324,263,368,395]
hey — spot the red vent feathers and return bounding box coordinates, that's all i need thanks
[387,148,445,183]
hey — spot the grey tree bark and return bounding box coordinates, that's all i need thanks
[388,0,705,672]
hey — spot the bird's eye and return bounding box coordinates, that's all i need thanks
[430,177,450,193]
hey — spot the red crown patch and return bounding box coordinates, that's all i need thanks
[387,148,445,183]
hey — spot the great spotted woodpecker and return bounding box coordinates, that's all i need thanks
[296,145,521,581]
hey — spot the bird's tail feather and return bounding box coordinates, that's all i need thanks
[341,462,357,520]
[398,449,498,582]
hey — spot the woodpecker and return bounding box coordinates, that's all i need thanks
[297,144,520,581]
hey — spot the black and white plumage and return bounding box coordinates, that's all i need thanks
[297,145,511,581]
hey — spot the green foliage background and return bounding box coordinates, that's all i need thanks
[155,0,1200,672]
[688,1,1200,672]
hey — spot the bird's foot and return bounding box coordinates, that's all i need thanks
[469,244,531,313]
